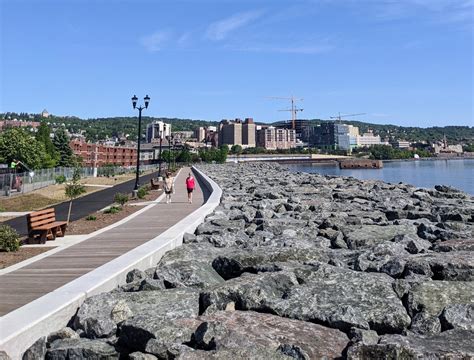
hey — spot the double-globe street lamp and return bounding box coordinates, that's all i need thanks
[131,94,150,194]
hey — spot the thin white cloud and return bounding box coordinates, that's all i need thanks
[140,31,170,52]
[206,10,264,41]
[373,0,473,24]
[236,44,333,54]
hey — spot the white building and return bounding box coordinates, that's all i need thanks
[146,121,171,143]
[356,130,382,147]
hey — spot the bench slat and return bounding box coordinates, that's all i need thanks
[34,222,67,230]
[30,218,57,229]
[29,208,55,217]
[28,212,56,223]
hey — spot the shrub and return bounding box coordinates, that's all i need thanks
[114,192,129,207]
[104,206,121,214]
[85,215,97,221]
[55,175,66,184]
[137,186,149,199]
[0,225,20,252]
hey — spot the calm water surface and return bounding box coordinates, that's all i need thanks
[286,159,474,195]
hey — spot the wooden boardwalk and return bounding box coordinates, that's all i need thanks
[0,168,206,316]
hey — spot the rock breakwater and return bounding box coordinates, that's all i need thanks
[23,163,473,359]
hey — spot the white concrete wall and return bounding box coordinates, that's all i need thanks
[0,166,221,360]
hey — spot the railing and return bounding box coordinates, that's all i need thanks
[0,164,160,197]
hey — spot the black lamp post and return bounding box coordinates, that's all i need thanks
[167,135,171,170]
[131,94,150,193]
[158,130,163,177]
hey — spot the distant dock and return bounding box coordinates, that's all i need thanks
[227,154,350,163]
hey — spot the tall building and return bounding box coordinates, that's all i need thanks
[219,119,242,146]
[311,122,336,149]
[146,121,171,143]
[274,119,310,142]
[194,127,206,142]
[256,126,296,150]
[242,118,256,147]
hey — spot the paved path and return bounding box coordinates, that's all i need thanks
[0,168,208,316]
[5,171,162,236]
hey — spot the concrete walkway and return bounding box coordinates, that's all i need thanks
[0,167,207,316]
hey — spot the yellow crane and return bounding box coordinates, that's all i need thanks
[266,96,304,129]
[329,112,366,122]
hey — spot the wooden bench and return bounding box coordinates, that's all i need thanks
[150,178,161,190]
[27,208,68,243]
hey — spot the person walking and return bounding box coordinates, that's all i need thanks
[185,172,195,204]
[163,172,174,204]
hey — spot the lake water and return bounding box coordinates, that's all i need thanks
[285,159,474,195]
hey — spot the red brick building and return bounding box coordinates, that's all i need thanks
[70,139,137,167]
[0,120,40,131]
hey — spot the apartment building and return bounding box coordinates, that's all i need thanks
[146,121,171,143]
[256,126,296,150]
[70,139,137,167]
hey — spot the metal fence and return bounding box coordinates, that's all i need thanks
[0,164,160,197]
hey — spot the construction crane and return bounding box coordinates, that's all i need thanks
[266,96,304,130]
[329,112,366,122]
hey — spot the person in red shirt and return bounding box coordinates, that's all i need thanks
[185,173,195,204]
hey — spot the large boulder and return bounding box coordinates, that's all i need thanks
[118,315,202,356]
[46,338,118,360]
[200,271,299,314]
[344,224,418,249]
[270,264,411,333]
[211,247,328,280]
[403,251,474,281]
[73,289,199,338]
[440,304,474,331]
[406,281,474,318]
[347,329,474,359]
[191,310,349,359]
[154,260,224,289]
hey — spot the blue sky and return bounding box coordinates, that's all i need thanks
[1,0,472,126]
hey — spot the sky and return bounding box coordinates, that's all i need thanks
[0,0,473,127]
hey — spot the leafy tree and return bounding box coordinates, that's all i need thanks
[53,128,74,167]
[36,121,59,167]
[0,128,51,169]
[65,163,86,223]
[230,144,243,155]
[176,148,192,163]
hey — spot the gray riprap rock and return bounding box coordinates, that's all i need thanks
[138,278,166,291]
[191,310,349,359]
[126,269,147,284]
[46,338,118,360]
[403,251,474,281]
[119,316,202,356]
[409,311,442,335]
[200,271,299,314]
[433,238,474,252]
[154,260,224,289]
[129,352,158,360]
[73,288,199,338]
[47,327,79,344]
[211,247,328,280]
[440,304,474,331]
[175,347,291,359]
[0,351,10,360]
[22,337,46,360]
[347,329,474,359]
[269,264,411,333]
[344,224,418,249]
[157,244,226,267]
[406,281,474,318]
[349,328,379,345]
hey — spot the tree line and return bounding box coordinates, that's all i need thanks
[0,123,75,170]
